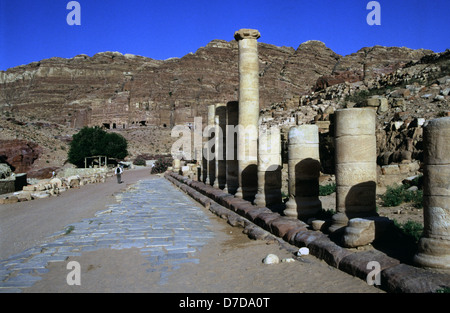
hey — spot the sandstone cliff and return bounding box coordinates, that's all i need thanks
[0,39,433,129]
[0,38,443,176]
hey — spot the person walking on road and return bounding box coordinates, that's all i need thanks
[115,164,123,184]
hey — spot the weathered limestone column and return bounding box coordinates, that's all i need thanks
[414,117,450,269]
[254,125,282,208]
[234,28,260,202]
[284,125,322,219]
[225,101,239,194]
[329,108,377,233]
[214,103,227,189]
[173,158,181,174]
[205,104,216,186]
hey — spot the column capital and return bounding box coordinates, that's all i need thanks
[234,29,261,41]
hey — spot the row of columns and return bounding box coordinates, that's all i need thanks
[195,29,449,270]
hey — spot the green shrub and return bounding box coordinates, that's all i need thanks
[133,158,146,166]
[393,219,423,243]
[319,183,336,196]
[317,208,336,220]
[381,184,423,208]
[382,185,405,207]
[151,158,172,174]
[68,126,128,167]
[436,287,450,293]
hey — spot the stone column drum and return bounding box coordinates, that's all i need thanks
[205,104,216,186]
[254,125,282,208]
[234,29,260,202]
[414,117,450,269]
[284,125,322,219]
[329,108,377,233]
[214,103,227,189]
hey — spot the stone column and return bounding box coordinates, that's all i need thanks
[414,117,450,269]
[284,125,322,219]
[329,108,377,233]
[205,104,216,186]
[254,125,282,208]
[234,28,260,202]
[214,103,227,189]
[173,158,181,174]
[225,101,239,194]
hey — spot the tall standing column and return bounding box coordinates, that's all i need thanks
[225,101,239,194]
[329,108,377,233]
[214,103,227,189]
[284,125,322,219]
[254,125,282,208]
[414,117,450,269]
[234,28,260,202]
[205,104,216,186]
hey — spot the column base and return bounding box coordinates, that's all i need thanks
[414,237,450,270]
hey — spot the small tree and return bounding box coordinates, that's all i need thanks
[68,126,128,167]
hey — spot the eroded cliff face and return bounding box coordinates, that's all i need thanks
[0,39,433,130]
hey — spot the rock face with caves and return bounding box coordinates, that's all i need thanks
[0,39,433,130]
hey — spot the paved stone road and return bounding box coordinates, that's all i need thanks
[0,177,215,293]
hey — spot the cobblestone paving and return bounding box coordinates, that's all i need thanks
[0,178,214,293]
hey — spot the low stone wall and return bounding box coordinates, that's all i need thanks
[0,173,28,196]
[165,171,450,293]
[0,179,15,195]
[0,170,114,204]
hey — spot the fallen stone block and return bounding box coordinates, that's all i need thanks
[17,191,32,202]
[244,224,272,241]
[215,193,235,208]
[0,196,19,204]
[226,197,251,213]
[49,178,63,188]
[342,218,375,248]
[22,185,36,192]
[381,263,450,293]
[31,191,50,199]
[293,229,328,248]
[269,217,308,239]
[245,207,273,223]
[338,249,400,282]
[381,164,400,175]
[253,212,281,232]
[342,216,395,248]
[307,237,353,267]
[234,202,257,217]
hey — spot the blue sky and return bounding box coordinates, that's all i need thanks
[1,0,449,71]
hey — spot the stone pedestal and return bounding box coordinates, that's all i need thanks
[414,117,450,269]
[254,125,282,208]
[214,103,227,189]
[284,125,322,219]
[329,108,377,233]
[234,29,260,202]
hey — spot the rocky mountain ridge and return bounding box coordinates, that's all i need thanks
[0,38,447,177]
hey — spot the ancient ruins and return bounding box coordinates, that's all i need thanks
[174,29,450,274]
